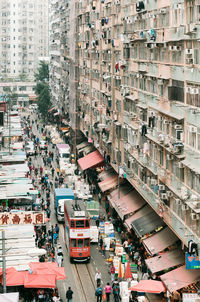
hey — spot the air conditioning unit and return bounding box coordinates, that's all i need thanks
[174,198,181,205]
[185,87,191,93]
[161,193,168,199]
[177,46,182,51]
[178,162,184,169]
[130,113,137,118]
[163,119,169,124]
[182,204,188,211]
[167,154,173,160]
[191,194,198,201]
[185,48,194,55]
[150,179,157,185]
[167,191,173,197]
[158,185,165,190]
[159,8,166,14]
[174,124,182,130]
[189,125,197,133]
[194,88,199,94]
[168,46,173,51]
[173,46,178,51]
[157,79,163,85]
[191,213,198,220]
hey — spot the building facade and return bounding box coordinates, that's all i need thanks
[50,0,200,248]
[0,0,49,81]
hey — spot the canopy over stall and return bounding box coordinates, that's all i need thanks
[160,265,200,293]
[129,280,166,294]
[145,249,185,274]
[77,150,104,171]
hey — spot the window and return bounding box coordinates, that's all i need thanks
[76,220,84,228]
[84,238,90,247]
[71,220,75,227]
[78,239,83,248]
[71,239,76,247]
[85,220,89,227]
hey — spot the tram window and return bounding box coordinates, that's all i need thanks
[76,220,84,228]
[84,238,89,247]
[71,239,76,247]
[78,239,83,248]
[71,220,75,227]
[85,220,89,227]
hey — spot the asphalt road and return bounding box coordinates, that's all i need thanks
[27,110,115,302]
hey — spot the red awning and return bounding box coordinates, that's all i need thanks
[142,227,178,256]
[160,265,200,293]
[29,262,66,281]
[98,175,119,192]
[24,273,56,288]
[48,106,55,113]
[77,150,104,171]
[145,249,185,274]
[125,204,152,230]
[129,280,166,294]
[111,190,146,220]
[6,271,26,286]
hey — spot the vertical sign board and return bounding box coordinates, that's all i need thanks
[186,253,200,269]
[0,111,4,126]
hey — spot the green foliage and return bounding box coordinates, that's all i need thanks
[34,61,50,118]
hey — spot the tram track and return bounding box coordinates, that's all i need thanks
[73,262,96,302]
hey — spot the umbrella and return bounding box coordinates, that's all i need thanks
[129,280,166,294]
[118,261,124,279]
[124,261,132,280]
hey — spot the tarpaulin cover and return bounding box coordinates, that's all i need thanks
[160,265,200,293]
[124,261,132,280]
[77,150,104,171]
[29,262,66,280]
[142,227,178,256]
[6,270,26,286]
[129,280,166,293]
[98,175,118,192]
[112,190,146,220]
[131,211,165,237]
[0,292,19,302]
[24,273,56,288]
[145,249,185,274]
[125,204,152,230]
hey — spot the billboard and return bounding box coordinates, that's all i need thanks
[186,253,200,269]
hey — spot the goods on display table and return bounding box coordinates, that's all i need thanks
[90,225,99,243]
[87,200,99,218]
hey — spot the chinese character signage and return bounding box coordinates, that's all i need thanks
[0,212,45,225]
[183,293,200,301]
[186,252,200,269]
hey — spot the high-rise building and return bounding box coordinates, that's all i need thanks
[0,0,49,81]
[50,0,200,254]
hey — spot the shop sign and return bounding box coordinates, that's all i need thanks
[182,293,200,302]
[0,211,45,225]
[186,252,200,269]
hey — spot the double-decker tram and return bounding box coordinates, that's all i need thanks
[64,199,90,263]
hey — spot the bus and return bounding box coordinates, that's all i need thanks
[64,199,90,263]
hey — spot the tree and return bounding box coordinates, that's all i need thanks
[34,61,50,118]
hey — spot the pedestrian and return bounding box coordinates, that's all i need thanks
[56,167,60,176]
[99,236,103,252]
[66,287,73,302]
[95,286,103,302]
[95,217,100,228]
[112,281,120,302]
[105,282,112,302]
[52,167,55,177]
[53,231,58,245]
[110,263,116,282]
[95,271,102,287]
[57,246,63,267]
[55,224,59,234]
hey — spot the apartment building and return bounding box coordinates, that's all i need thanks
[0,0,49,81]
[50,0,200,249]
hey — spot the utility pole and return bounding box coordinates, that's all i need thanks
[2,231,6,293]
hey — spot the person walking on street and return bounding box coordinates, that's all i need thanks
[112,281,120,302]
[105,282,112,302]
[95,286,103,302]
[95,271,102,287]
[66,287,73,302]
[99,236,103,252]
[110,263,116,282]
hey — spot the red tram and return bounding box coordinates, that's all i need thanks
[64,199,90,263]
